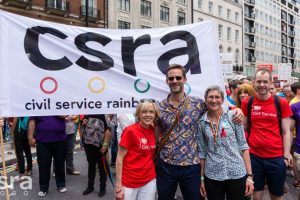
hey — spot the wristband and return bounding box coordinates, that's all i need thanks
[200,176,204,181]
[247,174,253,177]
[283,157,289,161]
[246,178,254,184]
[103,143,108,148]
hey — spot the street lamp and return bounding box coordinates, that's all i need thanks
[85,0,89,27]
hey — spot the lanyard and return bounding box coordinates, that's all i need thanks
[208,113,222,144]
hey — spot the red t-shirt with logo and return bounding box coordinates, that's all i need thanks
[241,95,292,158]
[119,123,156,188]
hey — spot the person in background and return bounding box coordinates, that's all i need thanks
[115,100,159,200]
[227,79,241,110]
[283,83,295,103]
[12,117,32,181]
[269,83,277,96]
[65,115,80,175]
[28,116,67,197]
[107,114,118,167]
[82,114,111,197]
[236,83,256,109]
[199,86,254,200]
[116,114,136,143]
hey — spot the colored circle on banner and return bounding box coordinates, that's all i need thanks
[88,77,106,93]
[185,83,191,94]
[40,77,58,94]
[134,79,151,93]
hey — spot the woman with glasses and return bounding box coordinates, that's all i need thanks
[115,99,159,200]
[199,86,254,200]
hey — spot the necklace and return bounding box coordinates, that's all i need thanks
[208,111,222,144]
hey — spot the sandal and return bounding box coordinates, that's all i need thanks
[293,181,300,189]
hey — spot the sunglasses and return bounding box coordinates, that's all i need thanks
[167,76,183,81]
[140,98,156,103]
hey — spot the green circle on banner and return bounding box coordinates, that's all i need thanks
[134,79,151,93]
[185,83,191,94]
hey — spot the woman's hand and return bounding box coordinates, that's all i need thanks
[245,177,254,196]
[200,181,206,197]
[115,184,124,200]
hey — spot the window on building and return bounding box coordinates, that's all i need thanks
[177,0,186,4]
[198,0,203,9]
[160,6,170,22]
[208,2,213,13]
[218,5,223,17]
[218,24,223,39]
[198,18,203,22]
[235,12,239,23]
[47,0,67,10]
[81,0,97,17]
[141,25,151,29]
[235,49,239,64]
[118,0,130,11]
[235,30,239,43]
[228,46,232,53]
[227,27,231,41]
[177,11,186,25]
[227,9,231,20]
[219,45,223,53]
[140,0,151,17]
[118,20,130,29]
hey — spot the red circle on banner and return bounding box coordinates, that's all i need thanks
[40,77,58,94]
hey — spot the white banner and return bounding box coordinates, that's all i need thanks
[0,10,224,117]
[278,63,292,81]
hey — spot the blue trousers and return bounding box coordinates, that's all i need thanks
[156,158,203,200]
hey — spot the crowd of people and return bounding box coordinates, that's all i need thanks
[0,64,299,200]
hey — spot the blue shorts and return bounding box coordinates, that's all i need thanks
[250,154,287,197]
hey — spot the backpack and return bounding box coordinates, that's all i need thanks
[17,117,29,133]
[247,95,282,137]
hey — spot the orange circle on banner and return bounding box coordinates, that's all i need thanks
[40,77,58,94]
[88,77,106,93]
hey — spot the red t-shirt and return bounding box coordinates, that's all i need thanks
[119,123,156,188]
[241,95,292,158]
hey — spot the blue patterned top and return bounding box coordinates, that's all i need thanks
[158,94,206,166]
[199,110,249,181]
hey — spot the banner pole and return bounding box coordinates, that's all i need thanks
[0,128,10,200]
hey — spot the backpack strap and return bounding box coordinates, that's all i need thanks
[247,96,254,137]
[274,95,282,135]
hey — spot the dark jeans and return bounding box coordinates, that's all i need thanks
[66,133,76,173]
[110,125,118,165]
[84,143,107,189]
[204,176,247,200]
[37,140,66,192]
[14,131,32,174]
[156,158,203,200]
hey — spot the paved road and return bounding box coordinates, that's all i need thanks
[1,149,299,200]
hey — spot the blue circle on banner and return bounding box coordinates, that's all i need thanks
[134,79,151,93]
[185,83,191,94]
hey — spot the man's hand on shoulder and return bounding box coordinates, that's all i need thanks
[232,108,244,123]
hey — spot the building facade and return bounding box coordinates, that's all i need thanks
[108,0,192,29]
[0,0,107,27]
[244,0,300,78]
[193,0,243,75]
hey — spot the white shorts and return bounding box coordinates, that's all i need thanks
[123,179,156,200]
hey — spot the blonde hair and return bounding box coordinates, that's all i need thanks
[135,101,160,122]
[237,83,255,108]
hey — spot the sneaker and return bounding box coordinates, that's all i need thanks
[15,174,26,182]
[58,187,67,193]
[38,191,47,197]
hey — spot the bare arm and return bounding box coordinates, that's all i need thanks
[290,118,296,144]
[100,128,111,154]
[0,118,3,127]
[281,117,293,165]
[154,126,161,143]
[27,119,36,147]
[115,146,128,199]
[200,159,206,197]
[243,116,248,131]
[242,149,254,196]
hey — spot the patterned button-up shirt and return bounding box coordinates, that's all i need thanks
[199,110,249,181]
[158,94,206,166]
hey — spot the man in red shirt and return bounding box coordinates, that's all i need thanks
[242,68,293,200]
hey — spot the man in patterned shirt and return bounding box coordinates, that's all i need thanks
[155,64,242,200]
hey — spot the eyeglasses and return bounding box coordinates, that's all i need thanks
[140,98,156,103]
[167,76,183,81]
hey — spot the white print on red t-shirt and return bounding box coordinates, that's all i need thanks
[139,137,155,150]
[252,111,277,117]
[253,105,261,111]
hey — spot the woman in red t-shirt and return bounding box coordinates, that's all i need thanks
[115,100,159,200]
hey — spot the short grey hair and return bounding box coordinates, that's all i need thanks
[204,85,224,100]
